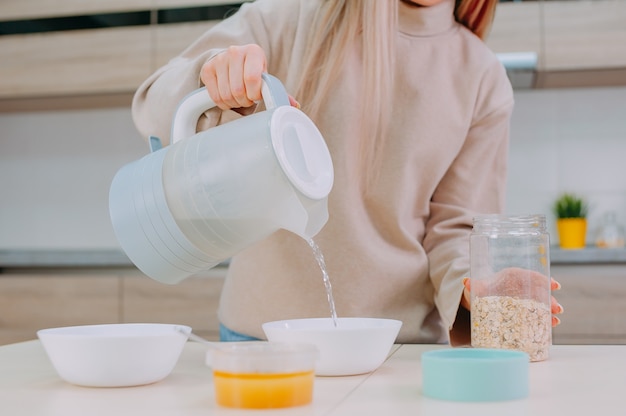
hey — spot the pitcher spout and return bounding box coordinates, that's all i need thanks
[271,189,328,240]
[300,196,330,239]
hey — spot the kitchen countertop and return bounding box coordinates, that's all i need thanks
[550,245,626,264]
[0,340,622,415]
[0,249,229,269]
[0,249,133,268]
[1,246,626,269]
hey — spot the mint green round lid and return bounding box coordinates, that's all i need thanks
[421,348,529,402]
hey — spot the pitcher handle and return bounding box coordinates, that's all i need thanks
[170,73,290,144]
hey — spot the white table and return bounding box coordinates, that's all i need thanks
[0,340,621,415]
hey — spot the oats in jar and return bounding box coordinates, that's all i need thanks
[471,295,551,362]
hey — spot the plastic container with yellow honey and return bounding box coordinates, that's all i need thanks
[207,342,318,409]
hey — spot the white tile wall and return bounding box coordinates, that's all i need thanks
[1,86,625,249]
[507,87,626,243]
[0,108,146,249]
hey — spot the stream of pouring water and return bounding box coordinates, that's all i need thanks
[307,238,338,327]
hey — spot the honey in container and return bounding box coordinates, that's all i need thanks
[213,369,314,408]
[207,342,318,409]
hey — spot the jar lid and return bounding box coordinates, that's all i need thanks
[421,348,529,401]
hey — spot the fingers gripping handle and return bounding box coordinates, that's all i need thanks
[259,73,290,109]
[170,73,290,144]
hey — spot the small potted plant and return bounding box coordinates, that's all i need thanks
[553,193,588,249]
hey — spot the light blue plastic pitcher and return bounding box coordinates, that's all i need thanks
[109,74,334,284]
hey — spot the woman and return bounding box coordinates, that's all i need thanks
[132,0,562,344]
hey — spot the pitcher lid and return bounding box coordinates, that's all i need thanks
[270,106,334,200]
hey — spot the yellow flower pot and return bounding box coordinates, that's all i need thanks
[557,218,587,249]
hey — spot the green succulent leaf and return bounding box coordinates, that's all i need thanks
[553,193,588,219]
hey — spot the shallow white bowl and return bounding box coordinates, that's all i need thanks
[262,317,402,376]
[37,323,190,387]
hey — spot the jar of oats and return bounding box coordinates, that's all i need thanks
[470,214,551,362]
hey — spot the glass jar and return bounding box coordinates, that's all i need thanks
[470,214,551,362]
[595,211,625,248]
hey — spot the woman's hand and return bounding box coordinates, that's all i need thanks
[461,269,563,327]
[200,44,299,111]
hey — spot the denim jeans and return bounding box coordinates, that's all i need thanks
[219,323,260,342]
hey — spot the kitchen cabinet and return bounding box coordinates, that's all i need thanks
[0,26,153,98]
[488,0,626,88]
[551,263,626,344]
[0,22,219,100]
[0,271,120,346]
[2,262,623,346]
[0,267,226,346]
[490,1,626,70]
[0,0,243,20]
[1,0,625,108]
[539,0,626,88]
[121,268,225,339]
[543,1,626,71]
[0,0,242,107]
[487,2,542,60]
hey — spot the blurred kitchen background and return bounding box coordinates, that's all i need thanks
[0,0,625,345]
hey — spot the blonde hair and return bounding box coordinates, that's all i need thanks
[294,0,497,191]
[455,0,498,40]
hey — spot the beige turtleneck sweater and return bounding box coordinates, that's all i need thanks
[132,0,514,344]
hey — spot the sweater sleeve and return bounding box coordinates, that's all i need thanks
[131,0,305,145]
[424,60,514,346]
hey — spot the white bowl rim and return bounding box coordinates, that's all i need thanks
[37,323,191,338]
[262,317,402,332]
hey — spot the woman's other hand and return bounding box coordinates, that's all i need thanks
[461,271,563,327]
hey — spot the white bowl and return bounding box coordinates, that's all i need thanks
[37,323,190,387]
[262,317,402,376]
